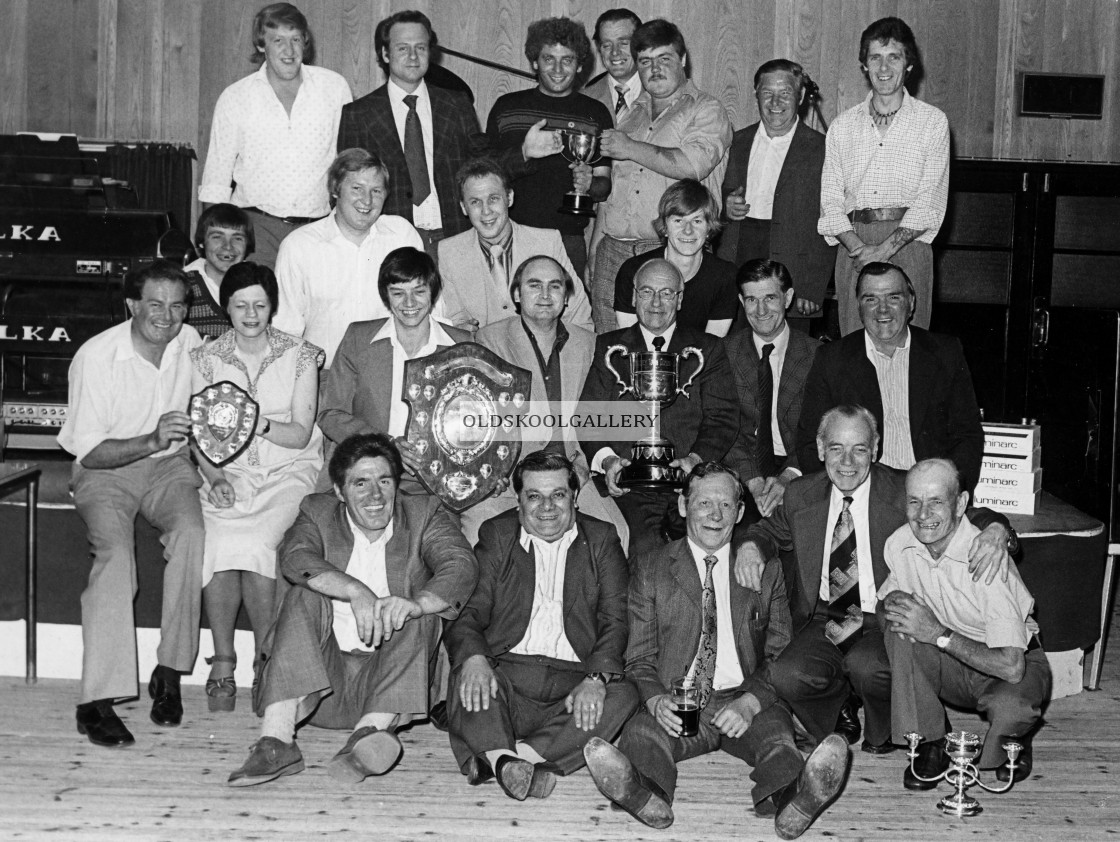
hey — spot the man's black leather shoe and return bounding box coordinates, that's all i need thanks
[148,666,183,727]
[76,700,135,747]
[583,737,674,829]
[904,740,950,790]
[774,733,850,840]
[464,754,494,786]
[995,738,1032,783]
[834,695,862,745]
[861,738,900,755]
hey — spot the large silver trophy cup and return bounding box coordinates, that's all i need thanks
[605,345,705,489]
[558,128,602,217]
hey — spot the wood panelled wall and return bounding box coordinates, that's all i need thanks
[1,0,1118,212]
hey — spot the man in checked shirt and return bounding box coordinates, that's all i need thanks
[817,17,949,335]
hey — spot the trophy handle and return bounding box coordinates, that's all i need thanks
[604,344,634,397]
[677,347,705,398]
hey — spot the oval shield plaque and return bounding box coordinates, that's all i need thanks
[403,343,532,512]
[189,380,259,467]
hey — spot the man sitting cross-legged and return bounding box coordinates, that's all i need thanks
[446,452,638,800]
[228,433,477,786]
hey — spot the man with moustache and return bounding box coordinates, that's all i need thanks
[818,17,949,334]
[228,433,477,787]
[717,60,834,327]
[486,17,614,276]
[589,18,733,332]
[579,259,738,556]
[438,158,593,333]
[584,9,643,120]
[446,452,637,801]
[335,11,490,258]
[60,261,205,746]
[200,3,352,268]
[582,462,850,838]
[723,259,819,525]
[272,149,430,368]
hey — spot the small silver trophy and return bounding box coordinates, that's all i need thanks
[605,345,705,489]
[558,128,602,217]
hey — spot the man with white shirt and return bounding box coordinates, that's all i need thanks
[582,462,850,838]
[272,149,427,368]
[60,261,205,747]
[228,433,477,787]
[578,259,738,555]
[584,9,643,121]
[717,60,834,326]
[199,3,352,268]
[336,11,491,259]
[445,452,637,801]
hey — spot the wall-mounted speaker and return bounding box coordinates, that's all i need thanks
[1019,73,1105,119]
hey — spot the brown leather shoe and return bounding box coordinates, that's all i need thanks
[583,737,674,829]
[327,727,402,783]
[228,737,305,787]
[775,733,850,840]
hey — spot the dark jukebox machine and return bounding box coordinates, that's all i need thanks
[0,134,191,450]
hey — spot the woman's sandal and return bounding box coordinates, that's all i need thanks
[205,654,237,712]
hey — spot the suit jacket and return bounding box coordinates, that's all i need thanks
[437,221,594,332]
[724,325,819,481]
[476,315,595,459]
[318,317,473,444]
[625,538,790,710]
[794,327,984,491]
[578,323,739,466]
[337,84,489,236]
[716,121,835,307]
[277,490,478,620]
[445,509,629,674]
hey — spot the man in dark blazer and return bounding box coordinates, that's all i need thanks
[794,263,984,492]
[724,259,819,523]
[717,60,834,325]
[445,452,638,801]
[336,11,489,250]
[579,259,739,556]
[583,462,850,838]
[228,434,478,787]
[738,405,1013,754]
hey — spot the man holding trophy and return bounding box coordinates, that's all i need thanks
[579,259,738,555]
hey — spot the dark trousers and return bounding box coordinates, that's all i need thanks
[254,584,439,729]
[561,232,588,281]
[614,489,685,557]
[618,688,803,806]
[767,616,891,745]
[886,633,1051,768]
[447,654,638,775]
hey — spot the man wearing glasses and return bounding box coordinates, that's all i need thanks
[579,259,738,555]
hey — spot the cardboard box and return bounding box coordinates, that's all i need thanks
[982,422,1040,456]
[976,468,1042,494]
[982,450,1041,473]
[973,488,1040,515]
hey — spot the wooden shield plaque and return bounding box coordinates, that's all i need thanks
[402,343,532,512]
[189,380,259,467]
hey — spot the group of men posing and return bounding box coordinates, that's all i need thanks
[59,2,1050,838]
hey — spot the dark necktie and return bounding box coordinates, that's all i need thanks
[688,554,719,708]
[825,496,863,652]
[403,95,431,206]
[757,343,776,478]
[614,84,627,115]
[652,335,665,351]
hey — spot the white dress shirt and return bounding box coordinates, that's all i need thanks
[332,515,394,653]
[613,72,643,116]
[199,64,353,218]
[386,79,443,231]
[271,211,430,366]
[743,121,796,220]
[370,317,456,437]
[752,322,790,459]
[864,330,916,470]
[685,539,745,691]
[819,477,878,612]
[59,321,202,463]
[510,525,581,662]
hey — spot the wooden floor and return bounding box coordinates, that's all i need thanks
[3,600,1118,841]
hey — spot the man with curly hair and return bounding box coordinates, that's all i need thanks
[486,17,614,278]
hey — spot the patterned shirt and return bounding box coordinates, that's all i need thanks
[818,90,949,245]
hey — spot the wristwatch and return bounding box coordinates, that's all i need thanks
[587,671,622,684]
[935,629,953,649]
